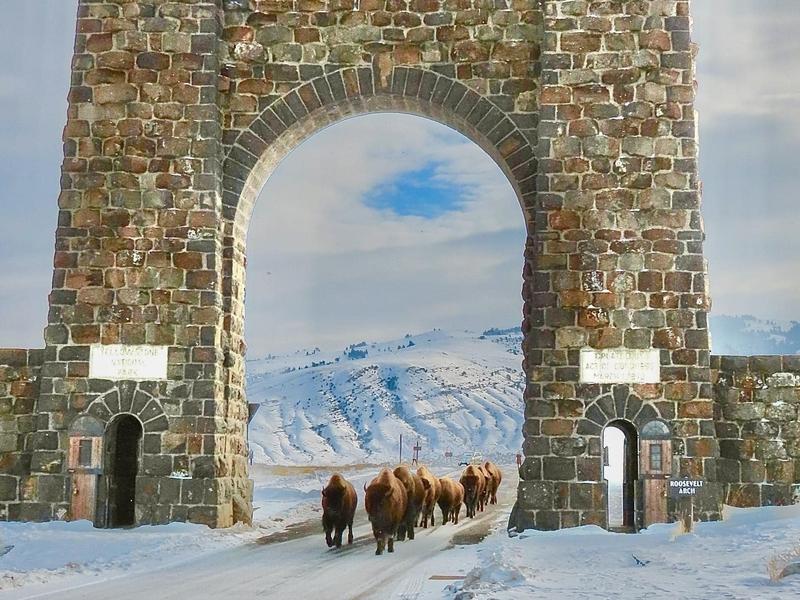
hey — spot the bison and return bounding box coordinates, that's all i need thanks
[393,465,425,541]
[321,473,358,548]
[416,465,440,528]
[477,465,491,510]
[459,465,485,519]
[437,477,464,525]
[364,468,407,555]
[484,461,503,505]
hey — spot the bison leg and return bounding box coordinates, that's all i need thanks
[388,536,395,553]
[347,521,354,545]
[334,525,344,548]
[453,505,460,524]
[407,518,415,540]
[376,536,385,556]
[325,529,333,548]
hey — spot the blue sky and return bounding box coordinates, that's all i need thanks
[0,1,798,355]
[364,162,467,218]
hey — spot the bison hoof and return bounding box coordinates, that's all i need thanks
[375,549,382,556]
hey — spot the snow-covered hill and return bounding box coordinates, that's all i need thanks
[245,329,524,465]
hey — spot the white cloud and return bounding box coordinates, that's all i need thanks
[694,1,800,135]
[244,114,526,355]
[248,114,522,255]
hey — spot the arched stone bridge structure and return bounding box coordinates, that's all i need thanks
[4,0,794,530]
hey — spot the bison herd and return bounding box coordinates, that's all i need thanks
[321,462,503,556]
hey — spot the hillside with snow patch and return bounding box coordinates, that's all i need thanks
[245,329,524,465]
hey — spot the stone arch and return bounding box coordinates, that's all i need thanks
[84,383,169,433]
[216,64,539,439]
[579,385,667,436]
[221,65,537,234]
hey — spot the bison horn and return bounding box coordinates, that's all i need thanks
[364,483,368,492]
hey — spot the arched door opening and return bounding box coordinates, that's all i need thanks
[103,415,143,528]
[603,420,638,531]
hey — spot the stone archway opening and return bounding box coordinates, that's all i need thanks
[240,109,529,464]
[103,414,143,528]
[603,419,638,532]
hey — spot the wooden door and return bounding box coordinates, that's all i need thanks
[640,437,671,527]
[68,436,102,522]
[71,472,98,521]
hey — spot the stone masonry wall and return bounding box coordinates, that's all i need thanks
[38,0,247,527]
[713,355,800,507]
[512,0,720,531]
[0,349,44,521]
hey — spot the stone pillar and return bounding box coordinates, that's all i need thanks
[514,0,720,530]
[34,0,250,527]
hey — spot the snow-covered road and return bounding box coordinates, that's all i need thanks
[4,469,514,600]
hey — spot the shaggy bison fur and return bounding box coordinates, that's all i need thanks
[365,468,407,555]
[393,465,425,541]
[437,477,464,525]
[321,473,357,548]
[416,465,440,528]
[484,461,503,504]
[459,465,486,519]
[477,465,491,509]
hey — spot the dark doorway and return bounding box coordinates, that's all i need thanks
[602,420,638,531]
[105,415,143,528]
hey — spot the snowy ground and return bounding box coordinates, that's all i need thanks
[1,464,799,599]
[0,464,380,595]
[451,504,800,600]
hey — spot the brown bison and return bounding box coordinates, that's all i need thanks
[484,461,503,504]
[477,465,491,510]
[437,477,464,525]
[393,465,425,541]
[321,473,358,548]
[416,465,440,528]
[460,465,485,519]
[364,468,407,555]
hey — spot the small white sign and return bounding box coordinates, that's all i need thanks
[579,348,660,384]
[89,345,169,380]
[668,479,704,498]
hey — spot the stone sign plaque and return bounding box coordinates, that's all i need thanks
[89,345,168,380]
[579,349,660,384]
